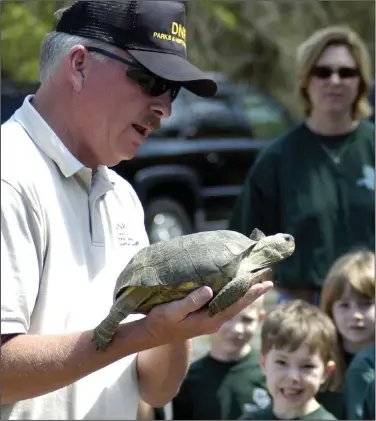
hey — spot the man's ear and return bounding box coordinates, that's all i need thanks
[67,45,88,92]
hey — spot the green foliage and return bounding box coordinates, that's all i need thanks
[186,0,375,114]
[1,1,70,82]
[2,0,375,115]
[202,2,237,30]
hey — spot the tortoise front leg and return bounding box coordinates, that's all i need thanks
[208,268,270,317]
[92,287,154,351]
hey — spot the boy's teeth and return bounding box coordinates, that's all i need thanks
[283,389,302,396]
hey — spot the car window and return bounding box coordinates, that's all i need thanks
[187,94,250,139]
[241,91,292,139]
[1,94,25,124]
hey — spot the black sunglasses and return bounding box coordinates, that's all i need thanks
[311,65,360,80]
[86,46,181,101]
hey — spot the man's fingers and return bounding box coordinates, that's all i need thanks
[171,286,214,319]
[212,281,274,322]
[236,281,274,309]
[148,280,274,343]
[243,281,274,303]
[153,277,272,327]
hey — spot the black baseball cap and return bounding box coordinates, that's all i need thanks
[55,0,217,97]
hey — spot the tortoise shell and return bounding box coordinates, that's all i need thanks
[114,230,257,300]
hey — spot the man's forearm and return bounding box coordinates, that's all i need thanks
[1,318,159,406]
[137,340,192,407]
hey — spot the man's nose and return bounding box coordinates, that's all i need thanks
[151,91,172,118]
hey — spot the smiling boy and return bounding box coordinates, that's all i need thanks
[240,300,337,420]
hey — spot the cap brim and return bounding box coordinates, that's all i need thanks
[128,50,217,97]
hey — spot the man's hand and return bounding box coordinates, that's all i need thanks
[144,278,273,344]
[136,274,273,408]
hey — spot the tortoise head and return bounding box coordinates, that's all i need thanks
[248,232,295,266]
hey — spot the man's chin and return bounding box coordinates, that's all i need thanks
[116,148,139,164]
[105,154,132,168]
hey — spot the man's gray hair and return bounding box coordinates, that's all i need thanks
[39,8,118,82]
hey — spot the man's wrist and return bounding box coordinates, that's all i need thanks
[115,317,163,355]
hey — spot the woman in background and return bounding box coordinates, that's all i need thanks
[229,26,374,305]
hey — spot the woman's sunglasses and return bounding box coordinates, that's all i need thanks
[86,46,181,101]
[310,65,360,80]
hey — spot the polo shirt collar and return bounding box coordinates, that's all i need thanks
[14,95,116,188]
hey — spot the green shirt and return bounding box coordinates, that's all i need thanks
[229,120,375,289]
[172,349,270,420]
[343,344,375,420]
[315,350,355,419]
[362,379,375,420]
[316,391,344,420]
[240,404,337,420]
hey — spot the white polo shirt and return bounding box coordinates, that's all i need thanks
[1,95,150,420]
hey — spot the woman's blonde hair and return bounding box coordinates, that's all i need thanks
[320,249,375,390]
[297,25,373,119]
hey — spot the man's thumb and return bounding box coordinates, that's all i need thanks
[179,286,213,317]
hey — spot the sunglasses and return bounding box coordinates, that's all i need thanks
[310,65,360,80]
[86,46,181,101]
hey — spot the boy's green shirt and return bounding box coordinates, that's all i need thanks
[239,404,337,420]
[172,349,270,420]
[229,120,375,290]
[316,391,344,419]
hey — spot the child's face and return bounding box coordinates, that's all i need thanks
[260,344,334,417]
[210,303,263,360]
[332,288,375,354]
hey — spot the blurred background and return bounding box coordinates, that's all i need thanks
[1,0,375,359]
[2,1,375,113]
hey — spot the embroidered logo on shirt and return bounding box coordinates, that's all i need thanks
[253,387,271,409]
[357,165,375,191]
[243,403,258,413]
[243,388,271,413]
[116,223,140,247]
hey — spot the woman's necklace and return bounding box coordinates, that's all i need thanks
[306,118,357,165]
[319,141,353,165]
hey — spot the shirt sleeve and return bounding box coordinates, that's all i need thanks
[1,180,45,334]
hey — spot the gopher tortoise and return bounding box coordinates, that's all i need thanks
[93,228,295,350]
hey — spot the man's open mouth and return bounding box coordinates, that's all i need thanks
[132,124,147,137]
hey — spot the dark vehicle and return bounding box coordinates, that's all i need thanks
[116,78,294,242]
[1,76,295,243]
